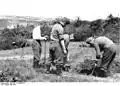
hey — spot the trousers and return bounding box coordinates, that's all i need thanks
[100,44,116,71]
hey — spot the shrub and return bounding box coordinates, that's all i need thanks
[74,25,92,41]
[0,59,37,82]
[0,27,32,50]
[0,14,119,50]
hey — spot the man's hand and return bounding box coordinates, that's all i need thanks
[63,49,67,54]
[43,37,47,41]
[96,53,102,59]
[79,42,90,47]
[44,35,49,39]
[43,35,49,41]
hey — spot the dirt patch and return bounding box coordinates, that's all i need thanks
[0,56,120,82]
[74,59,120,77]
[110,61,120,73]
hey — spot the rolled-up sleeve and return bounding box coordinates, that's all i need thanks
[33,26,41,39]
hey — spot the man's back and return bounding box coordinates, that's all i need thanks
[51,24,64,40]
[95,36,114,48]
[32,26,41,39]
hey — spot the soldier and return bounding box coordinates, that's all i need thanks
[32,25,48,68]
[85,36,116,77]
[48,20,70,73]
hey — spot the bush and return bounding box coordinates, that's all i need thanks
[73,14,120,42]
[74,25,92,41]
[0,27,32,50]
[0,14,119,50]
[0,59,36,82]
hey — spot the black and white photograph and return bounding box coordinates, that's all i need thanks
[0,0,120,85]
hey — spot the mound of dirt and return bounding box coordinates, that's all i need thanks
[110,60,120,73]
[75,59,96,74]
[75,59,120,76]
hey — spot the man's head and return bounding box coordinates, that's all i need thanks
[86,37,94,45]
[60,20,70,27]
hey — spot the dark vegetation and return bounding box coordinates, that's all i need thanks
[1,58,120,82]
[0,59,36,82]
[0,14,119,50]
[75,59,120,77]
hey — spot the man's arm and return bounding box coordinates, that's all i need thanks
[39,29,47,40]
[79,41,102,59]
[79,42,91,47]
[50,35,58,41]
[92,43,101,59]
[39,36,47,40]
[59,35,67,54]
[56,29,67,54]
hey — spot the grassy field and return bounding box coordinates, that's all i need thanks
[0,42,120,82]
[0,42,119,60]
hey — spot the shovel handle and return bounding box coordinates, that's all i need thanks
[44,40,47,65]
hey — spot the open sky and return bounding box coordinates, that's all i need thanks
[0,0,120,21]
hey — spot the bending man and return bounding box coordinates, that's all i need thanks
[32,25,48,68]
[85,36,116,77]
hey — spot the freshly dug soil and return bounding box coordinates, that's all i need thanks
[75,59,120,77]
[0,58,120,82]
[75,59,96,74]
[109,60,120,73]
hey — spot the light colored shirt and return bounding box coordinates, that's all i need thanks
[50,24,64,41]
[90,36,114,49]
[32,26,46,40]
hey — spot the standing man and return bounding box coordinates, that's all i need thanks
[48,20,70,72]
[32,25,48,68]
[85,36,116,77]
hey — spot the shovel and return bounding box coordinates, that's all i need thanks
[90,58,102,76]
[43,40,47,67]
